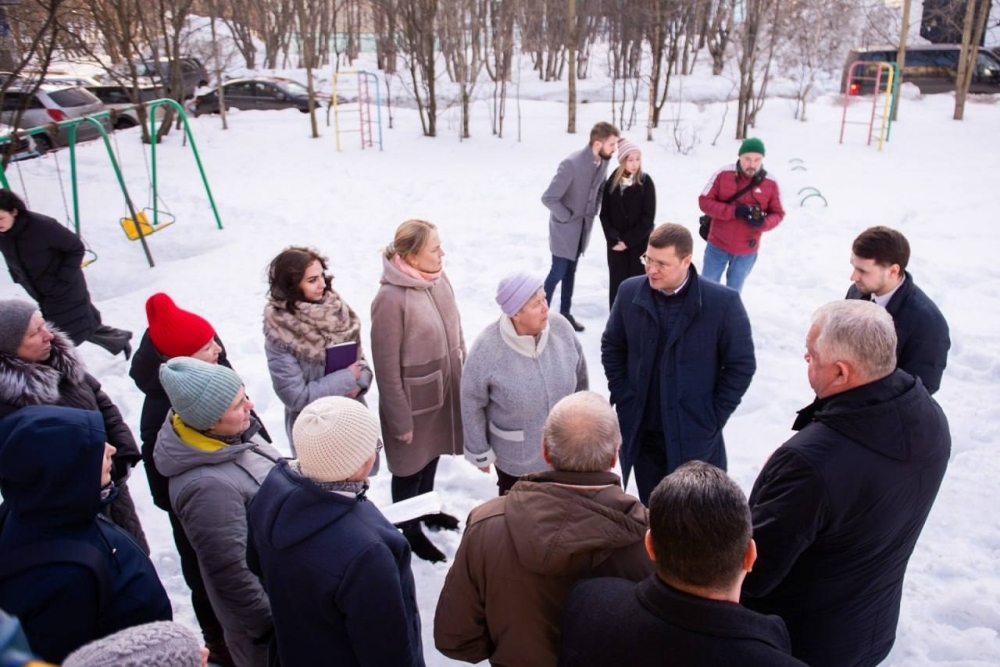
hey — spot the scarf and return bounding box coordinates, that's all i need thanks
[289,460,369,498]
[263,290,365,366]
[392,254,441,283]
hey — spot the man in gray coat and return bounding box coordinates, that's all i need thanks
[541,122,620,332]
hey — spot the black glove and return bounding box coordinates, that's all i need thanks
[735,204,765,226]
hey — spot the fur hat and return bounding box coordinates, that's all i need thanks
[146,293,216,358]
[738,137,766,156]
[0,300,38,355]
[617,137,640,163]
[159,357,243,430]
[293,396,379,482]
[62,621,203,667]
[495,272,544,317]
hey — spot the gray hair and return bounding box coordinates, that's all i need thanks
[811,300,897,380]
[542,391,620,472]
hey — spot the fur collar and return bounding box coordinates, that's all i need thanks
[0,328,88,408]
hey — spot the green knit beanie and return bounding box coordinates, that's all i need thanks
[738,137,766,156]
[159,357,243,430]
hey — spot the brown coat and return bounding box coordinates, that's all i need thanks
[434,470,653,667]
[370,256,465,476]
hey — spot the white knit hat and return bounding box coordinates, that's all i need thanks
[62,621,203,667]
[293,396,379,482]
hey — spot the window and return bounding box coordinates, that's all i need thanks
[48,88,101,108]
[225,82,255,97]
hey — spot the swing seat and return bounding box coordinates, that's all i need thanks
[80,250,98,268]
[120,209,176,241]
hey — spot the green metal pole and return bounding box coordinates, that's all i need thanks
[145,98,223,230]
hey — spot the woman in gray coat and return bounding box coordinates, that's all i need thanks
[370,219,465,563]
[461,272,588,495]
[263,246,373,453]
[154,357,280,667]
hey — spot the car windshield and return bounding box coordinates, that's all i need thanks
[276,80,309,95]
[48,87,101,107]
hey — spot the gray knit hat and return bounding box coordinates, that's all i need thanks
[62,621,203,667]
[159,356,243,430]
[0,299,38,355]
[495,272,544,317]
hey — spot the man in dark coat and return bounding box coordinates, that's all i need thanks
[541,122,620,332]
[743,300,951,667]
[247,396,424,667]
[560,461,805,667]
[0,189,131,358]
[0,299,148,551]
[601,223,756,504]
[846,225,950,394]
[0,405,171,663]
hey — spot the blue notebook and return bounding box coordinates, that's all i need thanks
[325,342,359,375]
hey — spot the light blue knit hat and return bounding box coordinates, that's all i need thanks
[159,357,243,430]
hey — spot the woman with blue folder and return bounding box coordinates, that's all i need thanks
[263,246,373,453]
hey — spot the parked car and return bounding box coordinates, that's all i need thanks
[85,83,167,128]
[133,57,209,99]
[842,44,1000,95]
[193,77,330,116]
[0,84,111,153]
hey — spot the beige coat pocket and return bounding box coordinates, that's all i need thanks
[404,371,445,416]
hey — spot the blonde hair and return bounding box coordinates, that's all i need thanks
[607,163,645,192]
[382,219,438,261]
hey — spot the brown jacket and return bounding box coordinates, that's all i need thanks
[370,256,465,476]
[434,470,653,667]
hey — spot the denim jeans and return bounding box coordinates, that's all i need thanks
[544,255,578,314]
[702,242,758,293]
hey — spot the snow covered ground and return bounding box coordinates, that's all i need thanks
[3,61,1000,665]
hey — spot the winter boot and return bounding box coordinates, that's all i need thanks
[422,511,460,532]
[401,520,447,563]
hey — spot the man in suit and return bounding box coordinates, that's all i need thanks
[541,122,620,332]
[846,225,950,394]
[559,461,804,667]
[601,223,756,504]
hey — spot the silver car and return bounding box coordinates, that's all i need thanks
[0,83,111,152]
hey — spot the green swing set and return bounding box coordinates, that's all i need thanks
[0,98,222,268]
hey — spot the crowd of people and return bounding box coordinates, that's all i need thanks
[0,126,955,667]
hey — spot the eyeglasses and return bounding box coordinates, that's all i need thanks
[640,254,671,272]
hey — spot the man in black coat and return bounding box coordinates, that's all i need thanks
[846,225,950,394]
[0,299,148,552]
[559,461,805,667]
[0,189,132,358]
[601,223,756,504]
[743,300,951,667]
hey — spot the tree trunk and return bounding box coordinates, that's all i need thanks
[567,0,576,133]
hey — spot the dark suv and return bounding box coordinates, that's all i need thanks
[842,45,1000,95]
[134,57,209,99]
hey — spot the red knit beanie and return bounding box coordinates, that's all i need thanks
[145,293,215,358]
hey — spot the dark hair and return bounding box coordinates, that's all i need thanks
[0,189,27,215]
[267,246,332,312]
[589,122,620,144]
[648,461,752,590]
[647,223,693,258]
[852,226,910,272]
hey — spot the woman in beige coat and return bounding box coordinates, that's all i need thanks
[370,219,465,563]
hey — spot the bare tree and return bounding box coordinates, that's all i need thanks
[396,0,439,136]
[484,0,516,137]
[292,0,326,137]
[567,0,576,132]
[733,0,781,139]
[221,0,259,69]
[440,0,487,138]
[954,0,991,119]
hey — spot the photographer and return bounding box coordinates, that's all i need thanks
[697,138,785,293]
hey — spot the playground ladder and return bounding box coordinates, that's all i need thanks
[840,61,898,151]
[328,70,384,152]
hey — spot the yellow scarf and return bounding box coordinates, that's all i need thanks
[172,413,226,452]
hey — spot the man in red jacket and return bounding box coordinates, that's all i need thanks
[698,138,784,293]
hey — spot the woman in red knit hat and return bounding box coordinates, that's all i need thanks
[128,292,271,667]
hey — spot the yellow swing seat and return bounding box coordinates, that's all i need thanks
[120,209,176,241]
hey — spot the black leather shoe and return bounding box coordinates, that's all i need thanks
[402,521,447,563]
[563,314,585,332]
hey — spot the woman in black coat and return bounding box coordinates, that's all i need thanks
[599,138,657,309]
[129,292,270,667]
[0,189,132,358]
